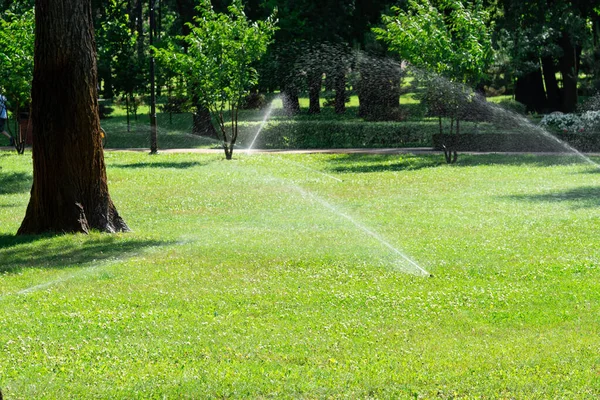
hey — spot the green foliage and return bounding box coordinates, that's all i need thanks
[374,0,493,85]
[96,0,144,118]
[155,0,277,159]
[0,8,34,114]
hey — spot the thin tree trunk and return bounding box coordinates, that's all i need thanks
[18,0,128,235]
[558,32,581,113]
[307,71,321,114]
[334,69,346,114]
[541,56,560,111]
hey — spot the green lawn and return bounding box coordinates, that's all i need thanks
[1,151,600,398]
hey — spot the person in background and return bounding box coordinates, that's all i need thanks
[0,93,13,146]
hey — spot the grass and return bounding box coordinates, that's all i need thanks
[1,150,600,398]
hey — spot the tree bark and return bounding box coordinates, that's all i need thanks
[282,86,300,116]
[307,71,321,114]
[192,105,218,138]
[357,56,400,120]
[515,68,546,113]
[558,32,581,113]
[541,56,560,112]
[18,0,129,235]
[334,69,346,114]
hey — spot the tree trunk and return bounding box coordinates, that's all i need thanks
[357,55,401,120]
[282,87,300,116]
[18,0,129,235]
[515,68,546,113]
[307,71,321,114]
[334,69,346,114]
[542,56,560,112]
[558,32,581,113]
[192,105,217,138]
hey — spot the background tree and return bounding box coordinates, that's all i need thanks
[156,0,276,159]
[493,0,597,113]
[18,0,128,234]
[0,8,34,136]
[375,0,493,162]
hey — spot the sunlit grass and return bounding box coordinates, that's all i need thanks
[2,151,600,398]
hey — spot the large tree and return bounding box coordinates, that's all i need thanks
[18,0,129,234]
[494,0,597,113]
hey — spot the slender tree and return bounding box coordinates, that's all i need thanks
[18,0,129,234]
[156,0,276,159]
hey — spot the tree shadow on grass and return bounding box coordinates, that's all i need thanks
[0,171,32,194]
[0,234,173,274]
[324,153,591,174]
[326,154,443,174]
[453,153,594,167]
[506,186,600,209]
[112,161,205,169]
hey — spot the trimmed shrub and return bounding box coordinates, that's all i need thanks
[239,120,435,149]
[540,111,600,134]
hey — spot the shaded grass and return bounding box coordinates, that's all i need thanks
[1,151,600,398]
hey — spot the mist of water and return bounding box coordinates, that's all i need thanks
[246,96,279,154]
[289,182,431,277]
[478,98,600,168]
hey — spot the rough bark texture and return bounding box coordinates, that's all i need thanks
[18,0,129,235]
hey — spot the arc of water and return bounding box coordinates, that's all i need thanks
[246,96,279,154]
[289,182,431,277]
[481,100,600,168]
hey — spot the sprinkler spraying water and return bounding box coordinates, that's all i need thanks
[246,96,279,155]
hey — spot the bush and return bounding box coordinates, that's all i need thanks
[539,111,600,134]
[242,120,434,149]
[580,92,600,112]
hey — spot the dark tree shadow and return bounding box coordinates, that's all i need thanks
[113,161,205,169]
[506,186,600,209]
[0,234,173,274]
[327,154,443,174]
[324,153,596,175]
[0,171,32,194]
[452,154,596,168]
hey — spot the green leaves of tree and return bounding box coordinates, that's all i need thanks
[374,0,493,85]
[155,0,276,158]
[0,9,34,114]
